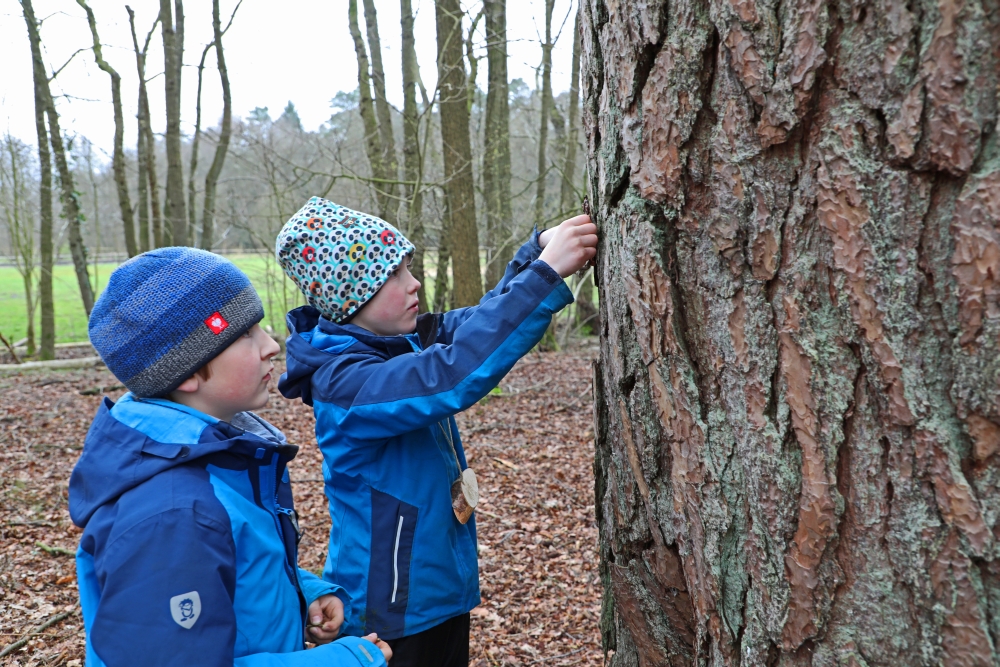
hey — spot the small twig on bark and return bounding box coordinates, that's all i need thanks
[0,332,21,364]
[0,608,77,658]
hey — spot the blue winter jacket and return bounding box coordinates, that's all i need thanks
[278,234,574,640]
[69,394,387,667]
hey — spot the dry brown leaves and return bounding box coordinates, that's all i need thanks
[0,345,601,667]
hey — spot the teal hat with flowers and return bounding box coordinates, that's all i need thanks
[276,196,415,322]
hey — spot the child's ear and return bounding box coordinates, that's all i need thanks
[173,375,200,394]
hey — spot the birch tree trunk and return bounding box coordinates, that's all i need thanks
[582,0,1000,662]
[436,0,483,307]
[483,0,515,287]
[161,0,186,246]
[79,0,137,258]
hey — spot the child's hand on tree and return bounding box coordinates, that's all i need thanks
[363,633,394,661]
[305,594,344,644]
[538,214,598,278]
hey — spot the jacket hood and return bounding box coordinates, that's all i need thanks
[69,394,294,527]
[281,305,422,405]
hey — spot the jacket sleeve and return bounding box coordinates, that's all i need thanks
[234,637,387,667]
[298,568,352,629]
[433,230,545,345]
[87,508,239,666]
[316,260,573,441]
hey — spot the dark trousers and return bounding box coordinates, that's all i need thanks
[386,613,470,667]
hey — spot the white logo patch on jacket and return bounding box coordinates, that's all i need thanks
[170,591,202,629]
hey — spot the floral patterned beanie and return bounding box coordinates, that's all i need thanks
[276,196,415,323]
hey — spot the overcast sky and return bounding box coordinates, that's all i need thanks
[0,0,578,161]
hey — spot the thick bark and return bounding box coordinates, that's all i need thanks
[161,0,187,246]
[22,0,93,315]
[201,0,235,251]
[483,0,515,287]
[362,0,399,224]
[79,0,137,258]
[23,0,54,359]
[349,0,391,221]
[534,0,557,228]
[435,0,482,307]
[583,0,1000,663]
[400,0,427,313]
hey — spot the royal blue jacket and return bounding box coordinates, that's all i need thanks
[69,394,387,667]
[278,234,574,639]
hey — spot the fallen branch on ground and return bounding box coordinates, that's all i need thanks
[0,357,104,374]
[0,608,77,658]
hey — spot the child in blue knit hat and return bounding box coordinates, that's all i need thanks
[276,196,597,666]
[71,247,391,667]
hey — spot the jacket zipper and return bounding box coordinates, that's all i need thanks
[391,515,404,604]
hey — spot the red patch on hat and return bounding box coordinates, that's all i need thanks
[205,312,229,335]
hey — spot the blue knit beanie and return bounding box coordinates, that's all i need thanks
[276,196,415,322]
[88,247,265,398]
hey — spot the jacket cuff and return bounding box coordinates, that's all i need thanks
[528,227,544,255]
[529,260,563,287]
[298,568,346,607]
[334,637,388,667]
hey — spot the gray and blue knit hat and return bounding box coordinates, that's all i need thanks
[88,247,264,398]
[276,196,415,322]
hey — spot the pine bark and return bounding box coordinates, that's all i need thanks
[201,0,233,251]
[582,0,1000,663]
[160,0,187,246]
[483,0,515,287]
[24,0,54,359]
[401,0,428,313]
[79,0,137,258]
[436,0,483,307]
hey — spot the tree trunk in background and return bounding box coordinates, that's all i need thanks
[201,0,233,251]
[400,0,427,313]
[161,0,187,246]
[349,0,392,221]
[129,6,151,253]
[79,0,137,258]
[533,0,557,228]
[583,0,1000,662]
[23,0,94,316]
[362,0,399,225]
[188,39,214,247]
[23,0,54,359]
[483,0,514,287]
[435,0,482,307]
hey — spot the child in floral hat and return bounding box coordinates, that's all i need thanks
[276,196,597,666]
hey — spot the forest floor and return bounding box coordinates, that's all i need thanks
[0,344,603,667]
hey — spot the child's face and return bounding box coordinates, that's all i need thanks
[173,324,280,422]
[351,257,421,337]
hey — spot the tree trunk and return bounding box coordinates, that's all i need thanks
[200,0,233,251]
[349,0,392,221]
[79,0,137,258]
[23,0,94,315]
[129,5,162,252]
[534,0,557,228]
[400,0,427,313]
[435,0,482,307]
[483,0,515,287]
[362,0,399,225]
[188,39,214,247]
[161,0,187,246]
[583,0,1000,662]
[23,0,54,359]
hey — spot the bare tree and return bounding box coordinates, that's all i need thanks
[22,0,54,359]
[435,0,482,307]
[362,0,399,224]
[583,0,1000,662]
[483,0,514,286]
[78,0,137,258]
[160,0,186,245]
[533,0,556,228]
[400,0,427,312]
[188,38,215,246]
[348,0,392,222]
[127,7,163,250]
[200,0,239,250]
[0,135,38,355]
[22,0,94,316]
